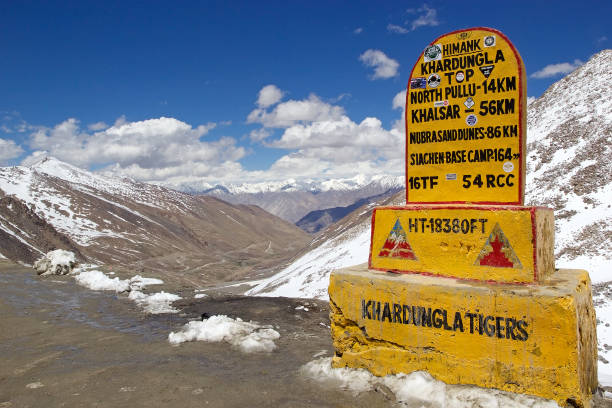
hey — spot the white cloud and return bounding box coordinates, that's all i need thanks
[249,128,271,142]
[392,90,407,111]
[0,138,23,164]
[353,27,363,34]
[13,85,408,189]
[0,111,35,134]
[408,5,439,31]
[23,116,245,184]
[241,86,406,182]
[387,24,409,34]
[247,94,345,128]
[88,121,108,131]
[256,85,284,108]
[359,49,399,80]
[271,116,401,150]
[530,59,584,79]
[114,115,128,127]
[597,36,608,43]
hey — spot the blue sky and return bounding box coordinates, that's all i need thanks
[1,1,609,188]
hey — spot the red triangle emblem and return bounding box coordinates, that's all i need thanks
[378,219,417,260]
[474,223,522,268]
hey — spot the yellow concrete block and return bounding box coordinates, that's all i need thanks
[369,205,554,283]
[329,265,597,407]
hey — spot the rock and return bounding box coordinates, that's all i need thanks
[34,249,77,276]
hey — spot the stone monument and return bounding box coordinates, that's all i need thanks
[329,27,597,407]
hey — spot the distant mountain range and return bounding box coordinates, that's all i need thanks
[295,189,399,234]
[172,173,404,196]
[0,157,310,285]
[201,175,404,224]
[247,49,612,299]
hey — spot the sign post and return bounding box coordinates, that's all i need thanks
[405,28,527,205]
[329,27,597,407]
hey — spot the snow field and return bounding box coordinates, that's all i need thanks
[246,225,371,299]
[301,357,559,408]
[594,288,612,387]
[168,315,280,353]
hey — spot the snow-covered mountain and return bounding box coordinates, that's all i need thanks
[202,175,404,223]
[177,173,404,195]
[526,49,612,280]
[0,157,311,284]
[247,49,612,299]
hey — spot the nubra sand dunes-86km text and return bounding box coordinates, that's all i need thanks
[1,50,611,407]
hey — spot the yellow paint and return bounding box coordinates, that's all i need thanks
[329,265,597,407]
[406,27,527,204]
[370,205,554,283]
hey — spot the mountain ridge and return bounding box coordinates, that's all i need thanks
[0,158,311,287]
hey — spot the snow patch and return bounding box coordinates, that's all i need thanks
[73,270,163,293]
[74,270,131,292]
[129,290,181,314]
[168,315,280,353]
[301,357,559,407]
[71,268,176,314]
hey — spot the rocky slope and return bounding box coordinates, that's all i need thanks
[0,195,84,264]
[0,157,311,285]
[526,49,612,280]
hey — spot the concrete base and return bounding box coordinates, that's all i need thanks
[369,205,555,283]
[329,265,597,407]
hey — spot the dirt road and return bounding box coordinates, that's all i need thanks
[1,261,610,408]
[0,261,393,408]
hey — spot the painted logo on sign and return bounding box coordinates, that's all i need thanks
[474,223,522,268]
[427,73,441,88]
[466,114,478,126]
[423,44,442,62]
[484,35,496,47]
[479,65,495,78]
[378,219,417,260]
[410,77,427,89]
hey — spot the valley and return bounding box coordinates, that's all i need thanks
[0,50,610,407]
